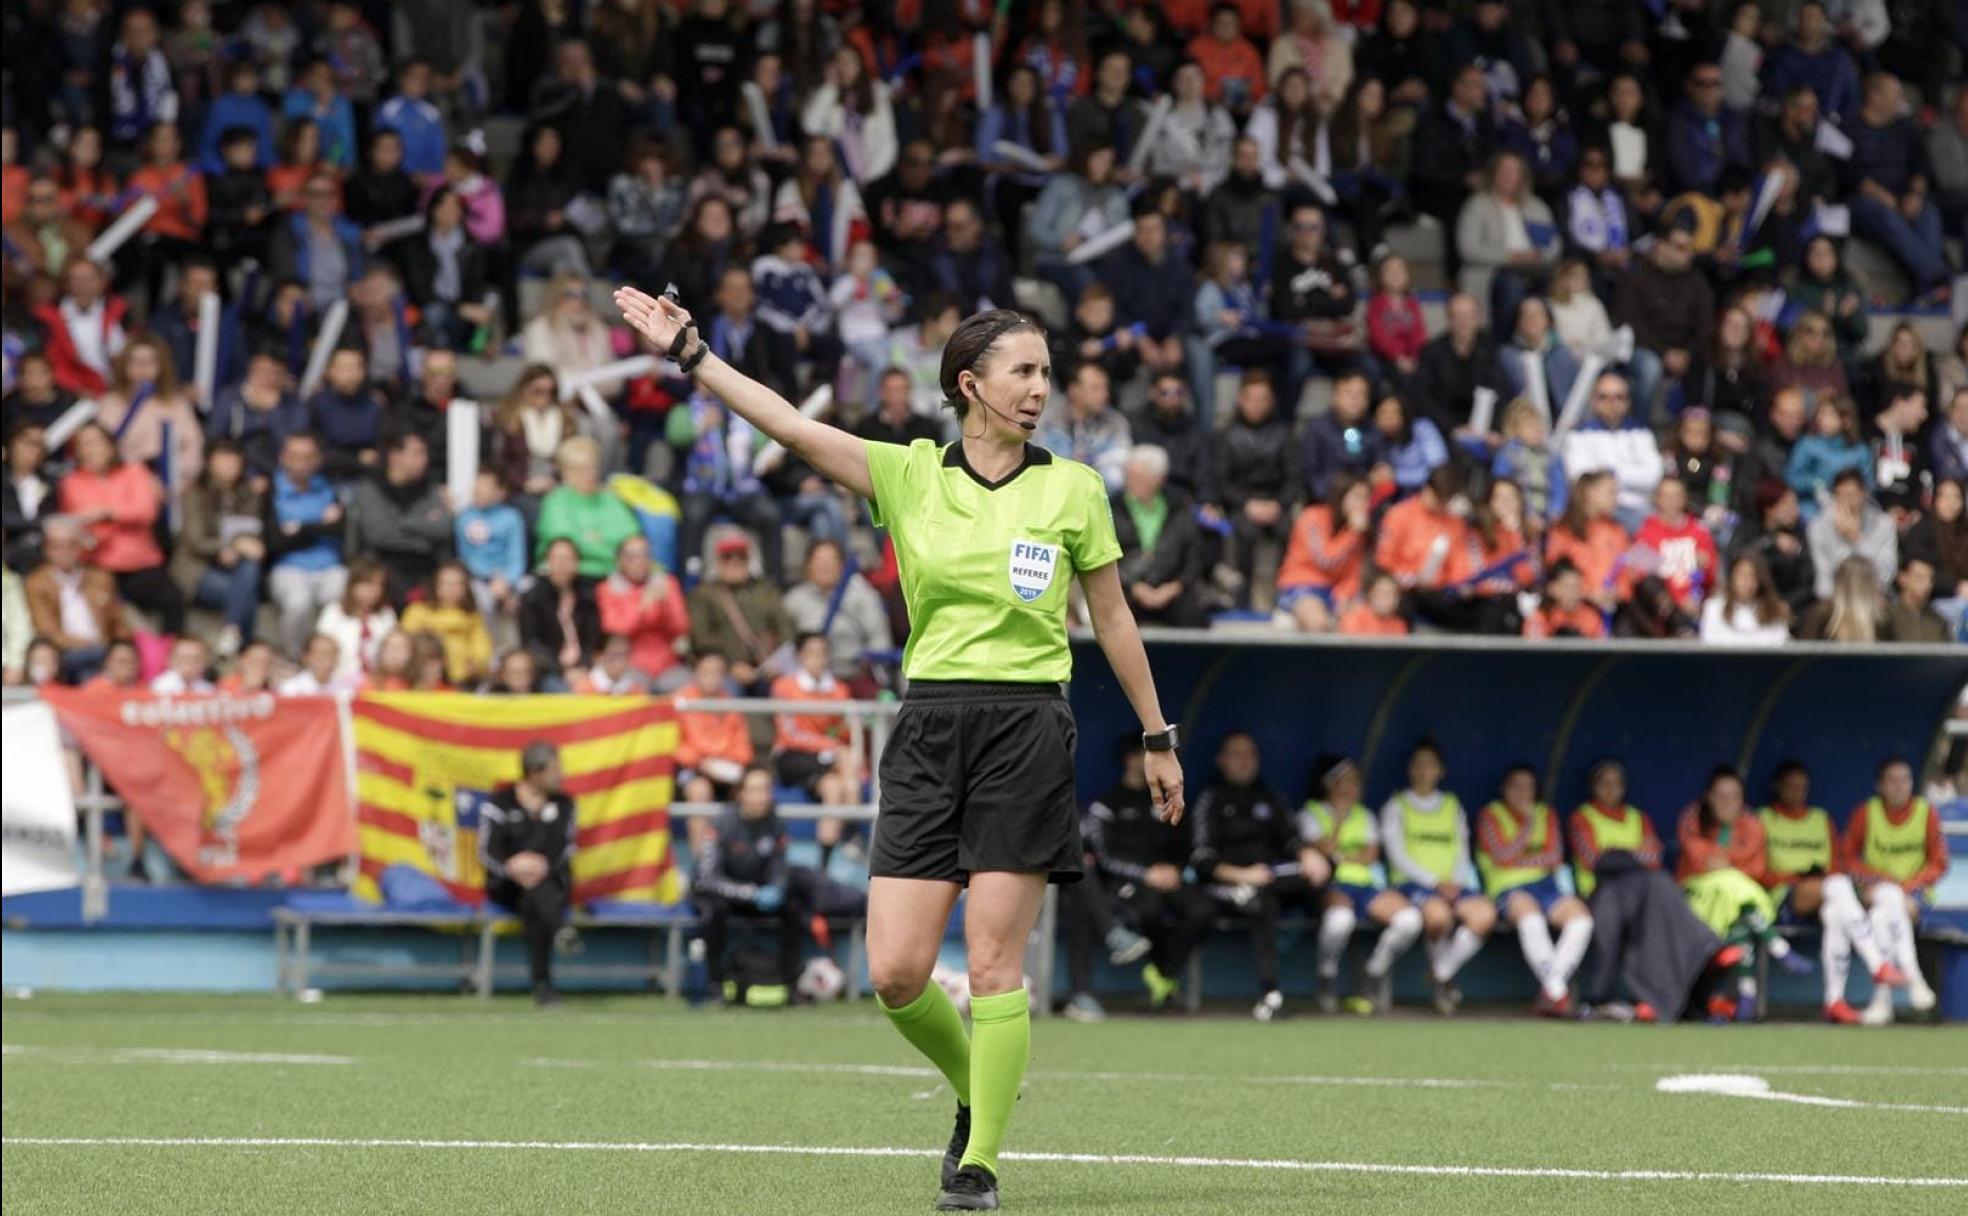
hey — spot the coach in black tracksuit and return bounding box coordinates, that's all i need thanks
[1084,746,1215,992]
[694,767,807,995]
[481,742,578,1007]
[1189,732,1331,1019]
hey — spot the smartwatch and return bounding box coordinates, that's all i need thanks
[1142,725,1180,753]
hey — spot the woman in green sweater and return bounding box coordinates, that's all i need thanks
[534,435,641,579]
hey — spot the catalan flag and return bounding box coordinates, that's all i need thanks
[351,693,683,906]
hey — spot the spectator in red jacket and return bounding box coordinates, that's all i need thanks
[674,649,754,852]
[595,534,690,690]
[1632,478,1719,610]
[57,422,185,634]
[1366,254,1427,382]
[31,258,129,396]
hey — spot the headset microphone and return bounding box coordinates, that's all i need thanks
[971,383,1037,432]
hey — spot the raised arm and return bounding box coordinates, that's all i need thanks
[615,286,875,499]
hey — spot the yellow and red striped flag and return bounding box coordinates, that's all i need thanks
[351,693,683,906]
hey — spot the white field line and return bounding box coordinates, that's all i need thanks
[3,1136,1964,1188]
[0,1045,354,1066]
[0,1010,892,1029]
[1620,1063,1968,1077]
[1655,1074,1968,1116]
[519,1056,1518,1090]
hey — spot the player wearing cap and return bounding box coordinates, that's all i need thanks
[616,287,1184,1213]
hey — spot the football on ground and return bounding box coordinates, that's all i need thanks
[2,994,1962,1216]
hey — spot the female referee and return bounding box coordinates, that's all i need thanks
[616,287,1185,1212]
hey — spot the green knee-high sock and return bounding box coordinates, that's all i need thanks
[879,982,970,1106]
[957,987,1031,1178]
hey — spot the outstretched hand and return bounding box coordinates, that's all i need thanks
[1146,751,1185,825]
[614,286,693,357]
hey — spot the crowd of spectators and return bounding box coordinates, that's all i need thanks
[4,0,1965,723]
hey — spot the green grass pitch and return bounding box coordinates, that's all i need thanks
[3,993,1964,1215]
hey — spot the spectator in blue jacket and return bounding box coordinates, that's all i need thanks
[1665,60,1749,196]
[196,60,275,173]
[265,431,347,658]
[1500,75,1579,202]
[376,59,450,181]
[1846,72,1952,297]
[456,467,529,618]
[1786,391,1872,519]
[1300,369,1388,501]
[207,353,308,482]
[306,348,385,482]
[1098,208,1194,377]
[283,59,360,170]
[149,259,243,407]
[1759,2,1861,130]
[1373,390,1450,494]
[271,170,366,311]
[931,198,1018,315]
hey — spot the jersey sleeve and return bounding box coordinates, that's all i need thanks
[1070,466,1123,572]
[864,439,932,530]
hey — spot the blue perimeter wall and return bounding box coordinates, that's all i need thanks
[1068,635,1968,834]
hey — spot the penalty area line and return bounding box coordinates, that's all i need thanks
[3,1137,1965,1188]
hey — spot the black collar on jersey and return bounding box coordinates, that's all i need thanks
[943,441,1051,491]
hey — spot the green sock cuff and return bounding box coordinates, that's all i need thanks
[968,987,1029,1023]
[878,981,948,1023]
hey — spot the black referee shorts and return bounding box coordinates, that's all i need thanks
[871,681,1084,885]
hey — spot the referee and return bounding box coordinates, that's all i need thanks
[617,286,1185,1212]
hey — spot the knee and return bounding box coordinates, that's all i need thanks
[1465,904,1498,936]
[1867,882,1903,911]
[1504,894,1534,924]
[964,933,1027,996]
[1421,903,1452,936]
[869,959,934,1009]
[1322,905,1357,936]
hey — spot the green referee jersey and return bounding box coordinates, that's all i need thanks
[865,438,1122,683]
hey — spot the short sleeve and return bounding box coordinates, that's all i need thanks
[864,439,930,530]
[1070,469,1123,572]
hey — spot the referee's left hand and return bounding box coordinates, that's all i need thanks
[1145,751,1185,825]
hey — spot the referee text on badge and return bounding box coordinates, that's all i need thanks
[1008,539,1059,603]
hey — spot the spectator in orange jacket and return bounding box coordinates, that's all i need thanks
[1375,464,1470,592]
[1187,5,1269,114]
[1278,474,1371,632]
[769,631,860,867]
[1337,570,1411,635]
[124,122,209,306]
[1522,558,1607,638]
[1544,470,1633,614]
[595,534,690,691]
[57,423,185,634]
[675,650,756,852]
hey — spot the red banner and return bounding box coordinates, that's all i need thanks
[44,690,355,883]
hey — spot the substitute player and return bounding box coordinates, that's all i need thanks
[1298,756,1422,1016]
[1474,765,1594,1017]
[616,288,1184,1213]
[1755,761,1907,1025]
[1841,757,1944,1023]
[1379,741,1495,1015]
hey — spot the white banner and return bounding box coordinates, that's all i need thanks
[1,702,81,896]
[445,399,481,509]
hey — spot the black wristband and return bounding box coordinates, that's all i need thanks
[667,322,696,361]
[678,339,710,374]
